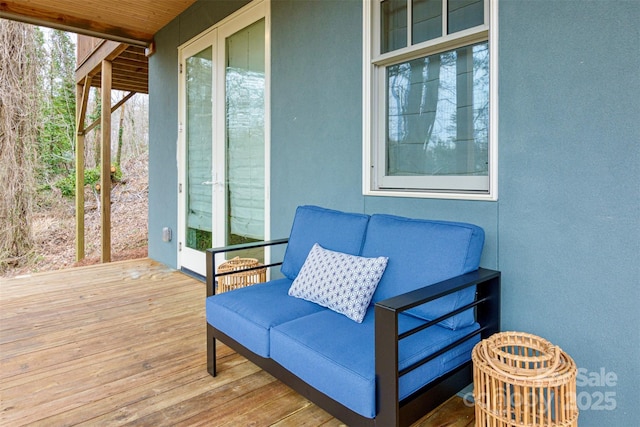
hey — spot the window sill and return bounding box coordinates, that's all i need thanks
[363,188,498,202]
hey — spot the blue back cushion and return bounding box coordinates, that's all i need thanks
[281,206,370,280]
[362,214,484,329]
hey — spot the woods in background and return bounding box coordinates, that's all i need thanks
[0,19,148,272]
[0,20,40,270]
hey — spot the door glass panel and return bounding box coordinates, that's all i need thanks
[185,47,213,251]
[225,19,265,260]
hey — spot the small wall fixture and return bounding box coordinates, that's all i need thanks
[162,227,172,242]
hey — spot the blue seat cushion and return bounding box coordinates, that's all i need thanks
[280,205,370,280]
[270,308,480,418]
[206,278,325,357]
[362,214,485,329]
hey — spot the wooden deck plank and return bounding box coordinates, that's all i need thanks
[135,373,291,427]
[270,403,337,427]
[1,332,202,419]
[40,357,264,426]
[0,258,475,426]
[0,296,201,357]
[412,394,476,426]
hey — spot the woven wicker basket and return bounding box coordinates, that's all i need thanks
[472,332,578,427]
[216,257,266,293]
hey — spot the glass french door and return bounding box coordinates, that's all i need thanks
[179,2,268,275]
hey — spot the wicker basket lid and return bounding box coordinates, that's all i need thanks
[475,331,576,382]
[217,257,260,273]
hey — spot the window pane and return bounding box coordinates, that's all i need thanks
[185,47,213,251]
[448,0,484,34]
[412,0,442,44]
[381,0,407,53]
[385,42,489,179]
[226,19,265,245]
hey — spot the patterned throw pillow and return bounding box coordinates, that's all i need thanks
[288,243,388,323]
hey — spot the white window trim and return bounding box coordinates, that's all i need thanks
[362,0,499,201]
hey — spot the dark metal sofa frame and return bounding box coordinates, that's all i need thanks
[206,239,500,427]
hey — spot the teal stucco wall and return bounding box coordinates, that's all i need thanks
[149,1,639,425]
[496,2,639,425]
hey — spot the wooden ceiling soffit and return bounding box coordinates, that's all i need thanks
[75,41,128,83]
[76,40,148,94]
[0,2,153,46]
[84,66,148,93]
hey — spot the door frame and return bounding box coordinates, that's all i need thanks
[177,0,271,276]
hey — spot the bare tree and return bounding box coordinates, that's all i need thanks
[116,102,125,166]
[0,20,42,271]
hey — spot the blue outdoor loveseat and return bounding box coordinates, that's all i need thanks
[206,205,500,426]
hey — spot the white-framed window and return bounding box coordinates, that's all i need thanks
[363,0,498,200]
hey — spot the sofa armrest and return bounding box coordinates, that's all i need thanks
[374,268,500,426]
[376,268,500,327]
[205,238,289,297]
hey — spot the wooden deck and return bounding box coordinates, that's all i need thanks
[0,259,475,426]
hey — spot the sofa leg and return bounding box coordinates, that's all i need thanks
[207,324,217,377]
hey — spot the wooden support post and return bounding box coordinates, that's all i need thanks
[101,60,112,263]
[75,77,91,262]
